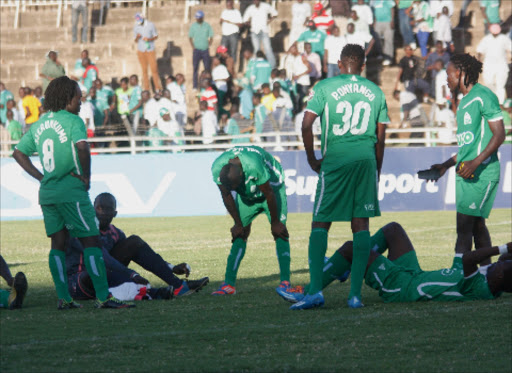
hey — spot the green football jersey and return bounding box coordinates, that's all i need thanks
[306,74,390,169]
[16,110,89,204]
[211,146,284,203]
[456,83,502,181]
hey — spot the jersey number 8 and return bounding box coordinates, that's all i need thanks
[332,101,371,136]
[42,138,55,172]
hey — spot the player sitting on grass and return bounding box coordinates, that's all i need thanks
[67,193,209,301]
[211,145,293,295]
[278,222,512,306]
[0,255,27,310]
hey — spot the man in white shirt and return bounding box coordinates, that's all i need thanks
[243,0,278,68]
[345,23,375,57]
[351,0,373,29]
[304,43,322,83]
[212,57,231,108]
[220,0,243,63]
[289,0,311,47]
[323,25,346,78]
[166,74,187,128]
[430,0,453,41]
[79,89,95,132]
[476,24,512,104]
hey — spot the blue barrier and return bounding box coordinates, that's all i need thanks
[1,145,510,220]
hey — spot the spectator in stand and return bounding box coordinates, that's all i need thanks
[433,59,450,107]
[262,84,294,149]
[166,74,187,128]
[243,0,278,68]
[288,44,311,109]
[296,20,327,61]
[200,78,218,115]
[134,13,161,92]
[225,103,251,144]
[345,22,375,57]
[394,45,430,102]
[477,24,512,104]
[430,0,453,42]
[397,0,416,49]
[350,9,371,39]
[304,43,322,84]
[480,0,501,34]
[435,102,455,144]
[156,107,182,144]
[425,41,451,96]
[311,2,334,35]
[242,49,256,81]
[189,10,214,90]
[81,58,99,92]
[79,88,95,136]
[0,82,14,126]
[393,89,426,136]
[250,51,272,91]
[115,77,133,130]
[411,0,433,58]
[22,87,41,131]
[143,91,161,127]
[34,87,44,107]
[261,83,275,112]
[88,86,108,147]
[235,77,254,119]
[220,0,243,63]
[94,79,114,115]
[6,100,21,126]
[17,87,26,129]
[289,0,312,46]
[40,51,66,93]
[212,56,231,110]
[128,75,143,133]
[74,50,90,77]
[71,0,88,44]
[217,45,236,77]
[352,0,373,31]
[435,6,452,47]
[146,117,167,153]
[252,92,267,138]
[198,100,219,145]
[373,0,395,66]
[6,109,22,149]
[324,25,346,78]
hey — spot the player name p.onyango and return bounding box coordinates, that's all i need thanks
[330,83,376,102]
[34,119,68,145]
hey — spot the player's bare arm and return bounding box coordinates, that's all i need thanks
[375,122,386,180]
[259,181,289,241]
[218,184,245,240]
[0,255,14,287]
[428,155,457,181]
[457,119,505,179]
[71,141,91,191]
[462,242,512,277]
[12,149,44,182]
[302,111,322,173]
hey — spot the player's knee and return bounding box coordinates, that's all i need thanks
[127,235,145,247]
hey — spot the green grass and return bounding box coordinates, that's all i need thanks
[1,210,511,372]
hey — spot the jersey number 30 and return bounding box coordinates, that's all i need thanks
[332,101,371,136]
[42,139,55,172]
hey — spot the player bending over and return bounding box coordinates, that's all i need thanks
[66,193,209,301]
[297,44,389,309]
[13,76,132,309]
[0,255,28,310]
[278,222,512,305]
[211,145,293,295]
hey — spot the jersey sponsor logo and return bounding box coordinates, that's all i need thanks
[441,268,457,276]
[65,224,75,230]
[463,112,472,125]
[456,131,474,147]
[469,202,477,209]
[280,213,287,222]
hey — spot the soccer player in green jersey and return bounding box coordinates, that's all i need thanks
[210,145,292,295]
[12,76,133,310]
[425,54,505,266]
[294,44,389,310]
[277,222,512,304]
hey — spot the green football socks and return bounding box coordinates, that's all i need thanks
[225,238,247,286]
[49,249,72,302]
[276,238,291,283]
[370,228,388,254]
[0,289,9,308]
[349,230,371,299]
[305,250,351,294]
[83,247,109,302]
[308,228,328,295]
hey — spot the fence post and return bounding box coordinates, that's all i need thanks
[14,0,20,29]
[56,0,63,28]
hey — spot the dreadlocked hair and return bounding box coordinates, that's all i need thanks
[450,53,482,88]
[340,44,365,69]
[43,76,79,112]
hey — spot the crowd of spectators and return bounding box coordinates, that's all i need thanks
[1,0,511,152]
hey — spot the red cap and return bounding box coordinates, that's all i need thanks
[217,45,228,54]
[313,2,323,11]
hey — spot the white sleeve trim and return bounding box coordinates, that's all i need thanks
[304,109,319,116]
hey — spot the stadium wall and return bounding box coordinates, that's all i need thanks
[2,145,511,221]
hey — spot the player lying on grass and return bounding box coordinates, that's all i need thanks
[279,222,511,307]
[0,255,27,310]
[211,145,293,295]
[66,193,209,301]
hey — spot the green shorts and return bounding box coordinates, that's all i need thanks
[236,185,287,227]
[41,197,99,238]
[313,159,380,222]
[456,177,498,218]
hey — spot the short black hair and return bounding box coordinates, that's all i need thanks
[94,192,116,208]
[261,83,270,89]
[435,58,445,67]
[450,53,482,88]
[219,163,241,190]
[340,44,365,69]
[43,76,79,112]
[120,77,129,84]
[253,92,262,100]
[256,51,265,59]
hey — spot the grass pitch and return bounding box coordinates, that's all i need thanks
[1,209,511,372]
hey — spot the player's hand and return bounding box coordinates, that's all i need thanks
[456,159,478,179]
[231,223,245,241]
[427,164,447,181]
[70,172,90,191]
[271,222,289,241]
[131,273,149,285]
[173,263,191,278]
[307,157,323,174]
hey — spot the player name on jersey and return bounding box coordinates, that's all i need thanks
[34,119,68,145]
[330,82,376,102]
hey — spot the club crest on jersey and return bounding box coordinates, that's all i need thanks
[464,112,472,125]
